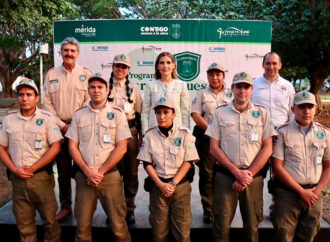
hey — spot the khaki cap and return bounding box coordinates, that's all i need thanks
[153,97,175,111]
[294,91,317,105]
[88,73,108,86]
[232,72,253,85]
[16,77,39,94]
[113,54,131,67]
[207,63,225,73]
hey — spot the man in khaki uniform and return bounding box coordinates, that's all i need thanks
[205,72,277,242]
[137,98,199,242]
[0,78,62,242]
[271,91,330,242]
[66,73,131,242]
[191,63,232,223]
[43,37,92,221]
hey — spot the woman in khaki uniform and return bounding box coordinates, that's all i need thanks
[191,63,232,223]
[107,54,143,224]
[137,98,199,242]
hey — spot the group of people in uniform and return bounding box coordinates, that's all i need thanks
[0,37,328,242]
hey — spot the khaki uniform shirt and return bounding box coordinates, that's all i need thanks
[273,120,330,185]
[137,124,199,179]
[141,79,191,134]
[65,102,132,168]
[108,80,143,120]
[0,108,63,167]
[43,64,92,128]
[191,86,232,123]
[205,101,277,167]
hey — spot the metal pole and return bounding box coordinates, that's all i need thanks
[40,54,43,104]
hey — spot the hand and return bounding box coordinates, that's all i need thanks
[60,124,69,135]
[85,167,104,187]
[158,182,175,197]
[14,167,34,179]
[299,188,318,207]
[232,180,246,192]
[234,169,253,187]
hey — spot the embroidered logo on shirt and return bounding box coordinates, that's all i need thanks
[225,92,232,98]
[192,97,197,105]
[79,75,87,82]
[252,111,260,118]
[128,87,133,94]
[316,131,324,139]
[36,119,44,126]
[107,112,115,120]
[50,79,58,84]
[141,141,145,150]
[173,138,182,146]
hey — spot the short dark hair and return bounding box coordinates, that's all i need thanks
[207,69,225,77]
[262,52,281,64]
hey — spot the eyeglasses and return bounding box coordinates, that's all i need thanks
[113,63,129,69]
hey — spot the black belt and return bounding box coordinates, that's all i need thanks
[127,119,135,128]
[61,119,72,124]
[159,175,189,185]
[273,178,317,191]
[214,164,263,179]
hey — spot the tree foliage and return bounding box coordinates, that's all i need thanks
[0,0,78,97]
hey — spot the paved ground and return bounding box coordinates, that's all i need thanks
[0,165,329,230]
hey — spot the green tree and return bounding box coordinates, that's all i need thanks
[0,0,78,97]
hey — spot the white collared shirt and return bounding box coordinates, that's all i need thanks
[251,75,295,127]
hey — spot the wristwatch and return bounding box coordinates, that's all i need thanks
[169,179,177,187]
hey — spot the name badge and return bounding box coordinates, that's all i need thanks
[315,154,322,165]
[250,132,259,142]
[103,133,111,143]
[35,140,42,150]
[124,102,131,113]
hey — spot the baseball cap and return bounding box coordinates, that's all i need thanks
[16,77,39,94]
[88,73,108,86]
[207,63,225,73]
[153,97,175,111]
[294,91,317,105]
[232,72,253,85]
[113,54,131,67]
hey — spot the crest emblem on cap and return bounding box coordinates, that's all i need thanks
[316,131,324,139]
[252,111,260,118]
[95,73,102,77]
[159,97,166,103]
[173,138,182,146]
[79,75,86,82]
[211,63,217,67]
[302,92,310,98]
[240,72,247,78]
[36,119,44,126]
[128,88,133,94]
[107,112,115,120]
[120,55,126,60]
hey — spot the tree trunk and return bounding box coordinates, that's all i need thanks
[308,65,328,112]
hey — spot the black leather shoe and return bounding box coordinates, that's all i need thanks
[126,211,135,225]
[203,211,213,224]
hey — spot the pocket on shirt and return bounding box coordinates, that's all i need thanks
[28,127,46,150]
[77,121,92,142]
[246,119,263,143]
[7,126,22,143]
[100,119,116,145]
[48,82,60,93]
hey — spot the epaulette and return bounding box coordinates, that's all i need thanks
[178,126,190,132]
[75,106,88,113]
[145,127,156,134]
[40,110,53,116]
[314,122,328,130]
[48,67,55,71]
[113,106,124,112]
[216,103,228,109]
[83,67,92,73]
[254,103,268,110]
[6,111,18,117]
[277,122,290,130]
